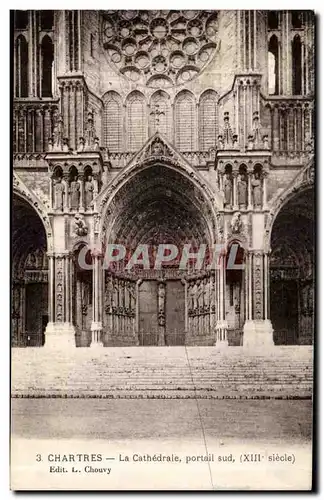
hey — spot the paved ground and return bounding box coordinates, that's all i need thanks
[11,398,313,490]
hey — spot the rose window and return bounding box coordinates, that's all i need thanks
[101,10,219,87]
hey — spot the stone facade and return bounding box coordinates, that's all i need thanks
[12,10,315,349]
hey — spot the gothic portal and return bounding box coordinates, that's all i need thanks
[12,10,315,348]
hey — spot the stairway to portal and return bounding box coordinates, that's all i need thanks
[11,346,313,399]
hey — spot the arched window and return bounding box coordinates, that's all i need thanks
[15,35,28,98]
[292,35,302,95]
[126,91,146,152]
[174,90,195,152]
[15,10,28,30]
[41,35,54,98]
[103,91,123,152]
[199,90,218,151]
[149,91,171,139]
[268,11,279,30]
[268,35,279,95]
[40,10,54,30]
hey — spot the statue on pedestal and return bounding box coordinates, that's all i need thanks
[85,175,94,211]
[252,171,262,208]
[70,175,80,211]
[223,172,232,207]
[237,173,247,208]
[54,176,64,211]
[158,282,166,327]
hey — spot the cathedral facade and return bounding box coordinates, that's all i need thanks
[12,10,315,349]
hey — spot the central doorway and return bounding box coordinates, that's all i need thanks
[138,279,185,346]
[102,162,214,346]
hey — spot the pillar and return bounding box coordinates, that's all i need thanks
[233,171,238,210]
[44,252,75,348]
[262,171,268,210]
[215,252,228,348]
[63,173,69,212]
[90,252,103,347]
[243,250,274,349]
[79,174,85,212]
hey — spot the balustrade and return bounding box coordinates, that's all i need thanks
[13,99,59,154]
[263,96,314,156]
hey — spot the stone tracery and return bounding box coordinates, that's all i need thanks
[101,10,218,87]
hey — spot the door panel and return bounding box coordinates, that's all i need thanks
[165,280,185,345]
[139,280,158,345]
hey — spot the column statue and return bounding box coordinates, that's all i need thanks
[223,172,232,208]
[251,171,262,208]
[84,175,94,211]
[54,176,64,211]
[70,175,80,211]
[237,173,248,208]
[158,282,166,327]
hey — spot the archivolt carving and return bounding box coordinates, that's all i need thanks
[264,160,314,251]
[13,172,53,251]
[96,133,223,242]
[101,10,218,87]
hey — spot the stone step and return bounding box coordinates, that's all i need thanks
[12,346,313,399]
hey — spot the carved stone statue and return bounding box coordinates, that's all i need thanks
[230,212,243,234]
[70,175,80,211]
[152,139,163,156]
[237,173,247,207]
[84,175,94,211]
[54,177,64,211]
[102,165,109,185]
[73,213,88,237]
[252,171,262,208]
[158,282,166,327]
[223,172,232,207]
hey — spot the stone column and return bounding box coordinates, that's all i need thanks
[44,252,75,348]
[233,170,238,211]
[243,250,274,349]
[63,173,69,212]
[273,106,280,151]
[181,279,188,340]
[90,252,103,347]
[262,171,268,210]
[215,252,228,348]
[79,174,85,212]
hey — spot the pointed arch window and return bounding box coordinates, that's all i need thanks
[15,35,28,97]
[268,35,279,95]
[41,35,54,98]
[199,90,218,151]
[174,90,195,152]
[292,35,302,95]
[103,91,123,152]
[127,91,146,152]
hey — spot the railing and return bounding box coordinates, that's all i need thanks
[261,95,314,158]
[13,98,59,154]
[105,150,212,169]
